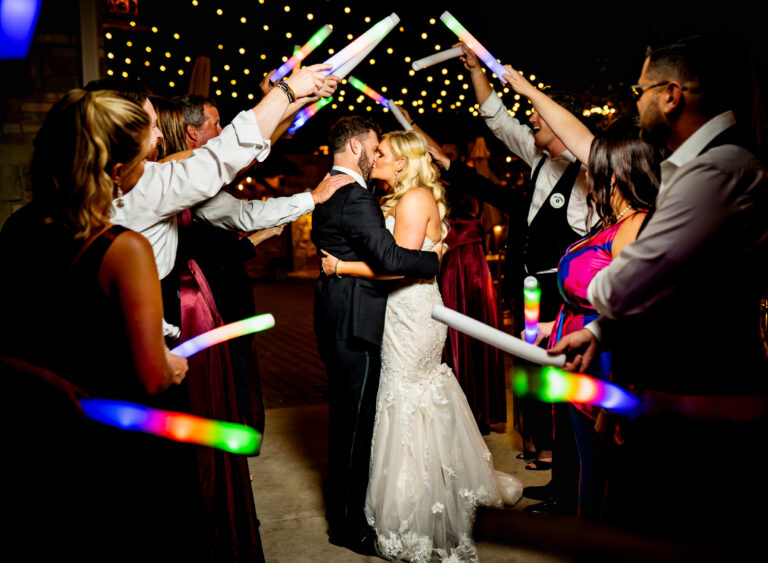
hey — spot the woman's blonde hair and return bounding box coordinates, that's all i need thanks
[380,130,449,240]
[31,88,150,239]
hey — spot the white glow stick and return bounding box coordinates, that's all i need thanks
[432,305,566,367]
[411,47,464,71]
[386,100,413,130]
[171,314,275,358]
[322,13,399,79]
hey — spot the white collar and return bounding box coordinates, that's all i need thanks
[660,111,736,188]
[332,165,367,189]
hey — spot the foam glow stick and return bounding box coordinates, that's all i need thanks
[440,11,508,84]
[512,366,639,412]
[346,76,413,130]
[0,0,42,59]
[79,398,261,454]
[171,314,275,358]
[322,13,399,79]
[271,24,333,82]
[431,304,566,367]
[523,276,540,344]
[287,96,333,134]
[412,46,464,71]
[386,101,413,131]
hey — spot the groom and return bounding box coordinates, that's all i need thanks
[312,116,440,555]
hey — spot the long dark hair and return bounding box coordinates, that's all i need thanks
[586,117,660,229]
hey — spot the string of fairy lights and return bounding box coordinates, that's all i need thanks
[102,1,616,127]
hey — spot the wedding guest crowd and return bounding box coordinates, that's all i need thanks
[1,22,766,563]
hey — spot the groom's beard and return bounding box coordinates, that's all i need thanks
[358,150,373,184]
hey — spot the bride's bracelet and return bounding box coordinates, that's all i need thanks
[335,259,343,278]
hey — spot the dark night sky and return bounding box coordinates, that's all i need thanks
[85,0,768,155]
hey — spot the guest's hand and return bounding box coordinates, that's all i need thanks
[548,328,598,372]
[165,347,188,385]
[426,145,450,170]
[283,63,331,99]
[455,42,481,72]
[522,320,554,347]
[318,73,340,98]
[260,70,276,97]
[320,249,340,276]
[310,173,355,205]
[248,225,285,247]
[502,64,537,98]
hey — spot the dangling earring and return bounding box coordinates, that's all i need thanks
[115,184,125,208]
[394,169,399,182]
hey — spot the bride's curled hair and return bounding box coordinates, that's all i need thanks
[379,130,450,240]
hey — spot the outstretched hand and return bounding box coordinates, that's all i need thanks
[547,328,598,372]
[248,224,285,247]
[426,145,450,170]
[501,64,536,98]
[454,42,480,71]
[283,63,332,99]
[310,173,355,205]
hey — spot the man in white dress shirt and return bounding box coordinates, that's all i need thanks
[552,36,768,556]
[87,67,348,335]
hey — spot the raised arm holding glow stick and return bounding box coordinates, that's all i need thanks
[523,276,540,344]
[412,46,464,71]
[431,304,566,366]
[440,11,508,84]
[321,13,399,79]
[170,313,275,358]
[271,24,334,82]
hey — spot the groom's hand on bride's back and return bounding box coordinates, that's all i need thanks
[310,173,355,205]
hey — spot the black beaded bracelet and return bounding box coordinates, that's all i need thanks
[275,80,296,103]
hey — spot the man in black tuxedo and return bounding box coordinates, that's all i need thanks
[311,116,440,555]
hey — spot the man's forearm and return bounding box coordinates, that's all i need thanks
[470,67,492,106]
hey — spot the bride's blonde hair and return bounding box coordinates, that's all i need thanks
[379,130,449,240]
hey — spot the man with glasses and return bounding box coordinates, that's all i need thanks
[553,36,768,556]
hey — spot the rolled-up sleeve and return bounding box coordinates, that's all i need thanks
[194,190,314,231]
[479,92,539,167]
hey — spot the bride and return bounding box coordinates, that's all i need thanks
[321,130,521,562]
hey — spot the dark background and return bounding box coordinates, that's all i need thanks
[91,0,767,153]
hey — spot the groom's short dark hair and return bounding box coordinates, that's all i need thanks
[329,116,381,154]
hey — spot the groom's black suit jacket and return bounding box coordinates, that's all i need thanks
[312,171,439,346]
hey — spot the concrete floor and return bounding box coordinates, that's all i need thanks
[248,395,567,563]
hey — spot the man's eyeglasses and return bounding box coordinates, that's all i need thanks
[630,81,689,101]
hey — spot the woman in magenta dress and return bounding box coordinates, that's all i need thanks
[539,122,659,519]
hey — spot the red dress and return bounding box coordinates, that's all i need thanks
[439,216,506,429]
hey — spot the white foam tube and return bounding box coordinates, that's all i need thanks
[323,13,399,79]
[386,100,413,130]
[411,47,464,71]
[431,304,566,367]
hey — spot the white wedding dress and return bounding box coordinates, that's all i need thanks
[365,216,522,562]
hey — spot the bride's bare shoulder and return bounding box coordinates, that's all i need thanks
[398,186,435,207]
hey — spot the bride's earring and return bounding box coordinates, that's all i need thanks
[394,169,399,182]
[115,184,125,208]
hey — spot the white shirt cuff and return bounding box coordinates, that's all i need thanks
[584,319,602,342]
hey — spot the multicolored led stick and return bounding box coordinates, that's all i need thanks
[170,313,275,358]
[412,46,464,71]
[512,366,639,412]
[440,11,508,84]
[287,96,333,134]
[523,276,540,344]
[431,304,566,367]
[346,76,413,130]
[271,24,333,82]
[322,13,399,79]
[79,398,262,454]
